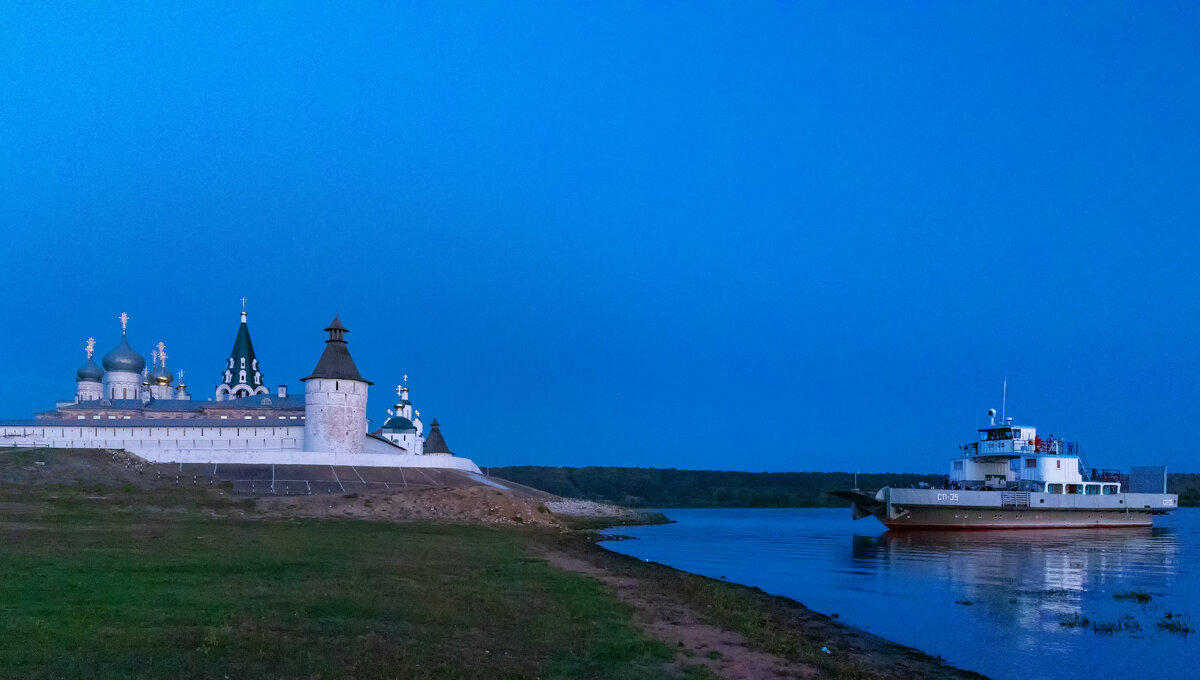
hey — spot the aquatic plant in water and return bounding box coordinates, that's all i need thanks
[1156,612,1194,636]
[1091,614,1141,635]
[1059,612,1090,628]
[1113,591,1153,604]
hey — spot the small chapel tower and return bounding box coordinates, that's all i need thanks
[148,342,175,401]
[75,337,104,402]
[101,312,146,401]
[301,316,373,453]
[380,380,424,453]
[215,300,268,401]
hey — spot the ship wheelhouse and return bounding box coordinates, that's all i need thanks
[951,423,1121,495]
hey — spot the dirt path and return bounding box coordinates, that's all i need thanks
[540,548,817,680]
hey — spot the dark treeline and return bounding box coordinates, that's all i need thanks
[491,467,1200,508]
[487,466,946,508]
[1171,474,1200,506]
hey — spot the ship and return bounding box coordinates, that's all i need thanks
[832,405,1178,530]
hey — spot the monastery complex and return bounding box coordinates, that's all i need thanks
[0,308,480,474]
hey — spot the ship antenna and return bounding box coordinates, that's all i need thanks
[1001,377,1008,423]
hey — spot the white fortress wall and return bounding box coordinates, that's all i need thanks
[0,424,305,453]
[0,424,481,472]
[146,448,481,472]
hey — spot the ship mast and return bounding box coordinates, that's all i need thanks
[1001,377,1007,423]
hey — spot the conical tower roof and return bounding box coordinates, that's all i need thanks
[218,307,264,393]
[423,418,453,454]
[301,316,372,384]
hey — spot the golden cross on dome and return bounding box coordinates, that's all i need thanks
[118,312,129,333]
[415,409,420,418]
[85,337,95,359]
[156,341,167,364]
[387,409,394,416]
[240,297,247,313]
[403,374,408,385]
[177,369,185,383]
[151,350,158,365]
[396,385,403,398]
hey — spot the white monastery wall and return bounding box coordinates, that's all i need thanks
[0,425,480,472]
[146,448,481,472]
[0,424,305,453]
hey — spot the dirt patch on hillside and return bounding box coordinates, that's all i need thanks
[255,485,564,526]
[533,536,988,680]
[541,548,816,679]
[0,448,154,487]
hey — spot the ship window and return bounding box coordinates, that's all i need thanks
[1102,485,1117,495]
[953,460,963,470]
[1085,484,1100,495]
[1048,484,1063,493]
[1056,460,1061,469]
[1025,458,1037,468]
[1067,484,1081,494]
[1013,429,1021,438]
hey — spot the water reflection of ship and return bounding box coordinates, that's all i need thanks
[849,529,1180,646]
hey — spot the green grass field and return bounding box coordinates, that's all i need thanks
[0,486,671,680]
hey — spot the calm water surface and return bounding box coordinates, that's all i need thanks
[599,508,1200,680]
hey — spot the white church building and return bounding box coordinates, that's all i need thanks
[0,310,479,474]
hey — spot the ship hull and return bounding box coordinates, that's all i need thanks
[834,487,1178,531]
[878,506,1157,530]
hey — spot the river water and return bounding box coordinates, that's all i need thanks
[599,507,1200,680]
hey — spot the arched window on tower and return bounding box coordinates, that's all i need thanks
[240,358,246,369]
[239,370,246,384]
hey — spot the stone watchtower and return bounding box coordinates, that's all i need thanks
[301,316,373,454]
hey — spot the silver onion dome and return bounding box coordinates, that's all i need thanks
[76,356,104,382]
[102,335,146,374]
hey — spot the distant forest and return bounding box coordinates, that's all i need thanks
[489,467,1200,508]
[488,467,945,508]
[1172,474,1200,506]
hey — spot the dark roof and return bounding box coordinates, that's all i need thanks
[382,416,416,431]
[423,418,453,454]
[301,316,371,384]
[219,312,264,390]
[52,394,306,412]
[0,417,304,428]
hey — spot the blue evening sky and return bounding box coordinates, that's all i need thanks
[1,3,1197,472]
